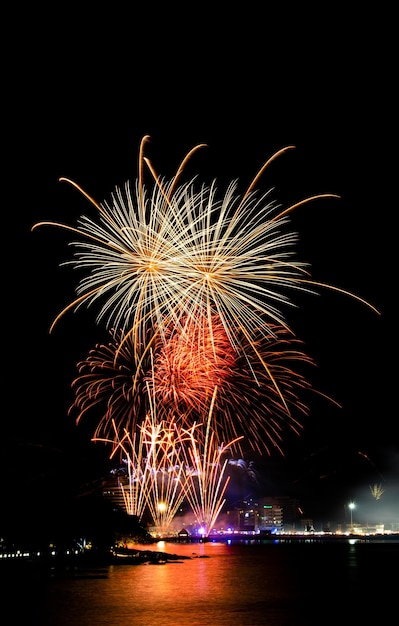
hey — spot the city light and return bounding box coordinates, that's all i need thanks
[349,502,356,530]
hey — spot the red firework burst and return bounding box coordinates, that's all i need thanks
[69,329,151,439]
[147,312,236,415]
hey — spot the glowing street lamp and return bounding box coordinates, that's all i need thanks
[348,502,355,531]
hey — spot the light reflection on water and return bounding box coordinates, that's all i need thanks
[5,540,398,625]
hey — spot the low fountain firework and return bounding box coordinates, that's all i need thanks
[95,385,240,537]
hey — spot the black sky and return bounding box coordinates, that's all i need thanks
[5,8,397,528]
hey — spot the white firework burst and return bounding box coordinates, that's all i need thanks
[32,136,379,366]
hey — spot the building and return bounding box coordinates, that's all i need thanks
[223,495,308,534]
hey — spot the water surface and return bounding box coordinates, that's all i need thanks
[4,539,397,625]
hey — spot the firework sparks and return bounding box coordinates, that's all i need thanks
[137,411,188,536]
[150,316,339,456]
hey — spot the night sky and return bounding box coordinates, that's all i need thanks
[5,8,397,533]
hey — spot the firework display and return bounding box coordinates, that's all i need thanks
[32,136,379,536]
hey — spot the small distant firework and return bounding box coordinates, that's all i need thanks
[370,483,384,500]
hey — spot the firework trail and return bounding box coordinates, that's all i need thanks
[358,450,385,480]
[136,409,188,536]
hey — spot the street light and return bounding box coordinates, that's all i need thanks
[349,502,355,531]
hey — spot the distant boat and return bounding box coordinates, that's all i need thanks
[110,547,149,564]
